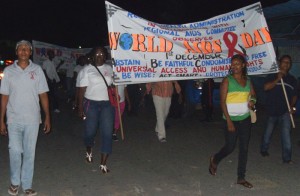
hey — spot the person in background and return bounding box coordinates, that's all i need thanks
[0,40,51,196]
[112,85,131,141]
[73,55,88,110]
[201,78,215,122]
[65,62,75,103]
[127,84,141,116]
[260,55,297,164]
[77,46,114,173]
[168,80,184,119]
[209,54,256,188]
[146,81,181,142]
[42,50,64,113]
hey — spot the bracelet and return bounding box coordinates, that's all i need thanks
[250,97,257,104]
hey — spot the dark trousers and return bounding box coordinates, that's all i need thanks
[48,81,59,110]
[214,117,252,180]
[203,104,214,121]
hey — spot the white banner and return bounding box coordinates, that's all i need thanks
[106,1,278,84]
[32,40,91,70]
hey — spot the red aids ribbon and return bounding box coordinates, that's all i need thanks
[223,32,244,58]
[30,72,35,79]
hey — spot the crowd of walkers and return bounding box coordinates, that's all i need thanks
[0,40,298,195]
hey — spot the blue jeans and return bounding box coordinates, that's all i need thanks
[261,112,292,162]
[83,99,114,154]
[7,123,39,190]
[214,117,252,180]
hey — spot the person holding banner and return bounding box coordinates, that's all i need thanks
[146,81,181,142]
[260,55,297,164]
[77,46,114,174]
[209,54,256,188]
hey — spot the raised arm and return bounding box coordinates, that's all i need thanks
[264,72,284,91]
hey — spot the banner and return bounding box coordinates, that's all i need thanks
[106,1,278,84]
[32,40,91,71]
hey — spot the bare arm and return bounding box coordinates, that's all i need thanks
[264,72,284,91]
[248,81,257,109]
[173,81,181,94]
[146,83,152,94]
[0,94,8,136]
[78,87,87,118]
[39,92,51,134]
[290,95,297,114]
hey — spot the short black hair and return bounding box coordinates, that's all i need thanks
[89,46,107,64]
[47,50,54,56]
[279,55,292,64]
[230,54,248,77]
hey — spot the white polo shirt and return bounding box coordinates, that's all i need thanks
[66,64,75,78]
[0,60,49,124]
[78,64,113,101]
[42,59,60,82]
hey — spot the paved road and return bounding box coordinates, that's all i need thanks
[1,100,300,196]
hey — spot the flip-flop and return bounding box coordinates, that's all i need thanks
[209,156,217,176]
[8,184,19,196]
[237,180,253,188]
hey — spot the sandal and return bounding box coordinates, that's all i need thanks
[8,184,19,196]
[99,164,110,174]
[237,179,253,188]
[209,156,217,176]
[24,189,37,196]
[86,151,93,163]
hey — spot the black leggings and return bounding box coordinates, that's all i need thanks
[214,117,252,180]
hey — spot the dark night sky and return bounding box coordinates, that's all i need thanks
[1,0,288,48]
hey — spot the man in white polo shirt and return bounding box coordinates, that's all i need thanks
[0,40,51,196]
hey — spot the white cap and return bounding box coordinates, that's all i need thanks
[16,40,32,50]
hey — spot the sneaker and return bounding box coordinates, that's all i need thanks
[54,109,60,113]
[86,151,93,163]
[159,138,167,143]
[112,134,119,141]
[8,184,19,196]
[260,151,269,157]
[24,189,37,196]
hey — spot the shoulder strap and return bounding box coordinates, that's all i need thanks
[93,65,109,87]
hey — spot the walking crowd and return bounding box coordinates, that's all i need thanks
[0,40,298,195]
